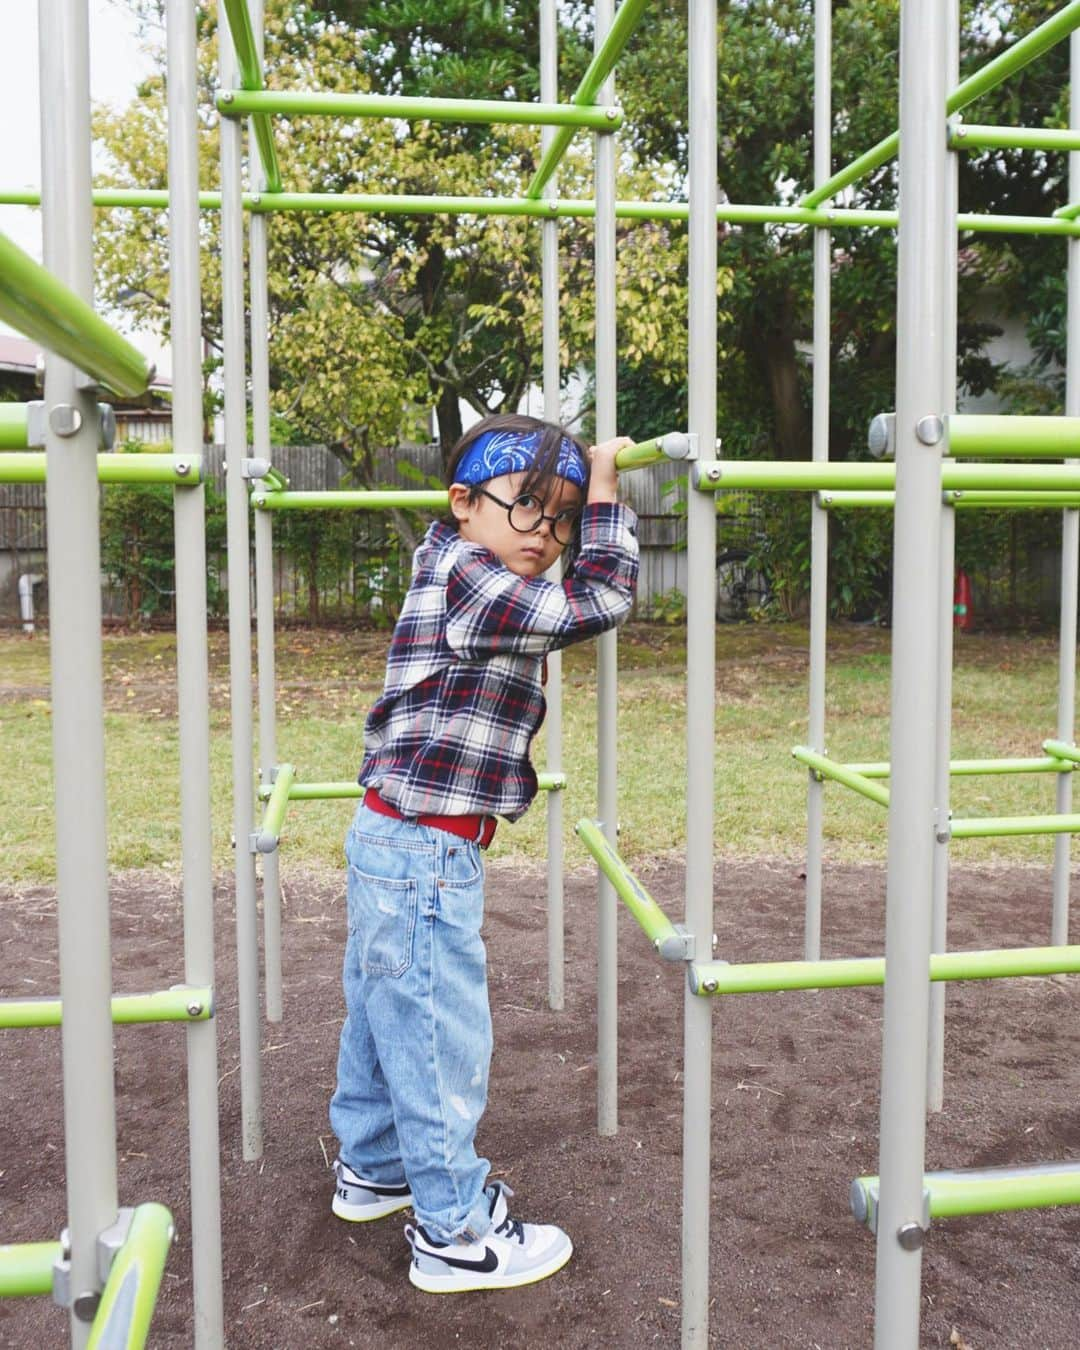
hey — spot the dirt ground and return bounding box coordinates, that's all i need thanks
[2,857,1079,1349]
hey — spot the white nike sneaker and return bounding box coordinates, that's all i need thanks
[331,1158,414,1222]
[405,1181,573,1293]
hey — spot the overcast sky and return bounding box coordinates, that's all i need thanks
[1,2,162,364]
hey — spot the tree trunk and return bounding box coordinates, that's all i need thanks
[747,288,810,461]
[436,383,463,467]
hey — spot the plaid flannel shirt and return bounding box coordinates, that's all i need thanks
[359,501,639,822]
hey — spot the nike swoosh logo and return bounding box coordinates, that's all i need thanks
[416,1245,499,1274]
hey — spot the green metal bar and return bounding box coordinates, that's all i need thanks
[0,1241,62,1297]
[87,1203,174,1350]
[1043,739,1080,764]
[690,943,1080,996]
[0,453,202,485]
[0,404,30,449]
[0,229,151,398]
[695,460,1080,493]
[8,184,1080,237]
[853,1165,1080,1227]
[613,432,691,472]
[218,0,282,192]
[574,817,683,957]
[792,747,891,806]
[951,123,1080,151]
[0,987,213,1029]
[1056,199,1080,220]
[526,0,650,199]
[255,772,567,802]
[847,756,1074,779]
[251,489,448,510]
[817,490,897,509]
[948,413,1080,458]
[950,813,1080,839]
[255,763,295,852]
[803,0,1080,208]
[219,89,623,131]
[261,467,288,492]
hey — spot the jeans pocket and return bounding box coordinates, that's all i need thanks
[348,864,419,978]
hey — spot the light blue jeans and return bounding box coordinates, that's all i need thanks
[330,801,493,1243]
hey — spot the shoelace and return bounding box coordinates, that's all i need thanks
[495,1215,525,1244]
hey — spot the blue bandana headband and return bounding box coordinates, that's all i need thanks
[453,428,588,489]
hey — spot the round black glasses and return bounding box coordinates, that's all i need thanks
[477,488,581,545]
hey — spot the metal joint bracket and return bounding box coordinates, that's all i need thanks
[248,832,265,854]
[42,400,117,450]
[96,1208,135,1285]
[242,457,273,480]
[51,1230,72,1310]
[657,432,698,462]
[26,401,47,447]
[935,807,952,844]
[867,412,895,460]
[655,924,695,962]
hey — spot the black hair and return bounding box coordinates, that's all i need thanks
[443,412,590,567]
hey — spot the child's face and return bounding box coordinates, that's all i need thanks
[450,471,583,578]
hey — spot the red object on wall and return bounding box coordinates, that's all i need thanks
[954,569,974,631]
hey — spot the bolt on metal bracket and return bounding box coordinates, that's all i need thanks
[916,415,945,447]
[655,924,696,962]
[867,411,896,460]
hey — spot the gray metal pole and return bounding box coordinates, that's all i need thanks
[39,4,118,1341]
[927,3,961,1118]
[166,0,225,1340]
[594,0,619,1138]
[220,11,264,1161]
[874,0,949,1341]
[541,0,565,1013]
[249,0,282,1025]
[682,0,717,1345]
[1052,29,1080,948]
[805,0,832,961]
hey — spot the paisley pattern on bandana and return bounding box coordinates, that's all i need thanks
[453,429,588,489]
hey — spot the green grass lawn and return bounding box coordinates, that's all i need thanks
[0,622,1074,884]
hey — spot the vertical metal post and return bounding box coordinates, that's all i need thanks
[1052,29,1080,948]
[220,10,264,1160]
[541,0,565,1013]
[805,0,832,961]
[927,5,961,1117]
[594,0,619,1137]
[682,0,717,1345]
[248,0,282,1024]
[166,0,225,1340]
[874,0,949,1342]
[39,3,118,1341]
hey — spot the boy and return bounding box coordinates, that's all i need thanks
[330,413,639,1292]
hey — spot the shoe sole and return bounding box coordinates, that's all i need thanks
[332,1193,414,1223]
[407,1239,573,1294]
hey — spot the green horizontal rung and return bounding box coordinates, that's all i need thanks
[87,1203,173,1350]
[792,747,890,806]
[696,460,1080,493]
[951,123,1080,152]
[852,1163,1080,1232]
[846,756,1075,779]
[256,774,567,803]
[690,943,1080,996]
[0,1241,62,1297]
[817,491,897,509]
[0,453,201,486]
[219,89,622,131]
[950,812,1080,839]
[948,414,1080,458]
[614,432,692,472]
[252,489,448,511]
[822,490,1080,510]
[575,817,684,958]
[0,986,213,1029]
[255,763,295,853]
[0,229,152,399]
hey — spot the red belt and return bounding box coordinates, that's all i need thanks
[363,787,497,849]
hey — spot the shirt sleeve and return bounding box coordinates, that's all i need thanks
[444,501,639,659]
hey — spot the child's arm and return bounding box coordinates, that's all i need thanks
[445,439,639,659]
